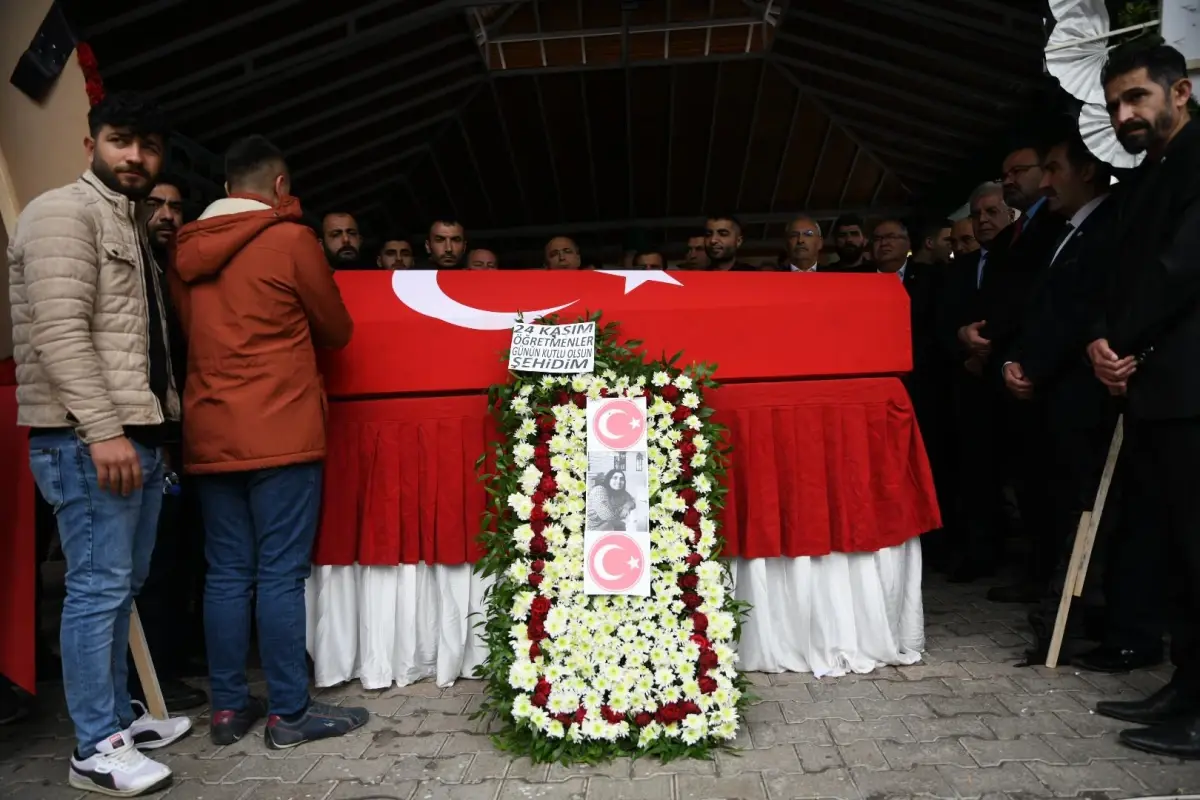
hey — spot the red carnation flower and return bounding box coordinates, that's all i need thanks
[679,441,697,457]
[530,518,546,534]
[678,574,699,590]
[690,633,710,649]
[534,457,551,473]
[680,489,699,505]
[671,406,691,422]
[529,642,541,659]
[634,712,653,727]
[681,463,694,478]
[641,388,653,400]
[574,706,587,723]
[534,444,550,459]
[698,649,719,670]
[685,553,703,567]
[692,612,709,633]
[681,592,702,608]
[556,391,570,405]
[531,559,545,573]
[531,596,552,617]
[531,491,547,507]
[555,712,574,726]
[683,508,701,530]
[529,573,544,587]
[530,534,548,554]
[601,705,625,724]
[682,700,701,715]
[539,476,557,494]
[682,429,697,441]
[527,620,547,641]
[532,691,549,708]
[530,506,547,523]
[535,678,551,695]
[573,393,587,408]
[661,385,680,402]
[538,416,556,432]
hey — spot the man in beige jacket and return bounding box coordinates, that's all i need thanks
[7,91,191,796]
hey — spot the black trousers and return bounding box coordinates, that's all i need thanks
[1001,396,1058,586]
[949,373,1008,567]
[1124,416,1200,685]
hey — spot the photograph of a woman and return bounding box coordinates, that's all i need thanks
[586,453,649,532]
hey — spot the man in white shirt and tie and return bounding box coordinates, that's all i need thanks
[784,215,823,272]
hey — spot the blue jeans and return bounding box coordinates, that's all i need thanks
[197,463,321,717]
[28,430,163,758]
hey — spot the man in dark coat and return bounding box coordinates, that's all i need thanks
[1086,43,1200,759]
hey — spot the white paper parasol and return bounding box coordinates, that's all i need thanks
[1079,101,1145,168]
[1045,0,1111,106]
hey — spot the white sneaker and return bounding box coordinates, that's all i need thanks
[69,730,173,797]
[128,700,193,751]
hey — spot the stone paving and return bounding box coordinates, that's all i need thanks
[3,575,1199,799]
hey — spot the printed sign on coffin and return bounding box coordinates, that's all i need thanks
[584,397,651,596]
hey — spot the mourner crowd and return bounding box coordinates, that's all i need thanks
[2,36,1200,795]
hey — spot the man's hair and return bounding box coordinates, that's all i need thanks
[1006,136,1051,164]
[1102,42,1187,93]
[788,215,823,237]
[1059,131,1113,188]
[153,172,186,195]
[832,214,863,233]
[88,91,171,140]
[224,135,288,192]
[969,180,1004,208]
[633,249,665,261]
[872,218,909,238]
[379,236,411,254]
[428,217,466,238]
[704,214,742,234]
[913,218,951,251]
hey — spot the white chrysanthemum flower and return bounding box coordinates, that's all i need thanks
[571,375,591,392]
[691,452,707,469]
[692,434,710,452]
[511,694,534,719]
[673,374,693,390]
[517,419,537,439]
[508,661,538,690]
[694,475,713,494]
[651,371,671,387]
[511,396,530,414]
[508,494,534,520]
[681,391,701,409]
[546,720,566,738]
[694,497,711,514]
[513,442,535,464]
[685,415,702,431]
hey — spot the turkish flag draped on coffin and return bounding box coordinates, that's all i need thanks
[312,270,940,567]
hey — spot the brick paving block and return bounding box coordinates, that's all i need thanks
[441,680,486,696]
[677,772,767,800]
[902,715,993,743]
[207,733,289,761]
[922,695,1007,718]
[779,700,860,723]
[158,753,244,783]
[715,744,802,776]
[1009,674,1092,695]
[222,754,319,783]
[1053,710,1127,738]
[159,781,254,799]
[497,778,587,799]
[763,767,861,799]
[587,776,671,800]
[849,764,956,799]
[546,758,632,781]
[387,754,473,784]
[895,663,971,681]
[983,712,1077,740]
[1122,761,1200,795]
[994,692,1087,715]
[1120,670,1170,695]
[303,755,396,784]
[506,757,551,782]
[328,780,418,798]
[1025,761,1145,795]
[749,720,833,748]
[754,685,816,703]
[356,693,409,717]
[395,698,471,717]
[946,621,1012,638]
[745,702,786,723]
[851,697,933,719]
[936,762,1045,798]
[362,732,450,759]
[770,672,821,686]
[631,757,715,778]
[437,733,496,757]
[875,679,953,700]
[408,780,502,799]
[927,634,997,649]
[419,713,487,734]
[745,672,774,686]
[986,631,1031,648]
[241,780,336,799]
[1,755,73,784]
[960,735,1067,767]
[942,677,1019,696]
[960,662,1026,680]
[380,681,446,699]
[921,648,989,665]
[833,741,885,771]
[794,744,844,773]
[878,739,975,769]
[826,718,912,746]
[1073,672,1134,694]
[807,681,883,702]
[462,752,510,783]
[1040,732,1153,764]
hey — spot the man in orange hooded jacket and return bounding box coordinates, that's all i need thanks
[169,135,367,750]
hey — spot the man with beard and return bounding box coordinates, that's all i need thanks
[426,218,466,269]
[949,217,980,260]
[128,177,209,713]
[704,215,755,271]
[321,211,363,268]
[8,91,191,796]
[828,214,871,272]
[1085,43,1200,759]
[377,238,415,270]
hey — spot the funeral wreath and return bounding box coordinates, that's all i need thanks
[473,315,750,763]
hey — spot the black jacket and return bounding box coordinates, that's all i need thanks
[1011,196,1117,430]
[1097,118,1200,420]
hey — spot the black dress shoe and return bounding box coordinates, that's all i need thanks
[1073,645,1163,674]
[1119,715,1200,759]
[986,583,1042,604]
[1096,682,1200,725]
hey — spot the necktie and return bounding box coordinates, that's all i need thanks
[1011,215,1026,242]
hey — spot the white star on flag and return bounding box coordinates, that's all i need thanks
[594,270,683,294]
[627,556,640,570]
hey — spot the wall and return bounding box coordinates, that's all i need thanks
[0,0,92,359]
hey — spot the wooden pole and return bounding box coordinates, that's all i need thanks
[1045,415,1124,668]
[129,602,168,719]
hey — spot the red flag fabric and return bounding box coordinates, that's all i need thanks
[0,359,36,693]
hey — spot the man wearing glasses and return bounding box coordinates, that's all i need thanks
[784,215,823,271]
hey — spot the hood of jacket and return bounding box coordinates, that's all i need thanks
[174,194,303,283]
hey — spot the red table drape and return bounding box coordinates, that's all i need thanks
[0,358,37,693]
[312,376,940,567]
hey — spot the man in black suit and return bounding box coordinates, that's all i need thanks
[936,183,1013,581]
[1086,43,1200,759]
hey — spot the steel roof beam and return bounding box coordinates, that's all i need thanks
[491,51,765,76]
[766,85,802,221]
[579,72,602,221]
[84,0,195,37]
[699,61,724,214]
[457,117,498,227]
[735,61,768,210]
[292,110,458,180]
[839,0,1041,45]
[304,144,429,200]
[490,16,764,44]
[488,78,534,225]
